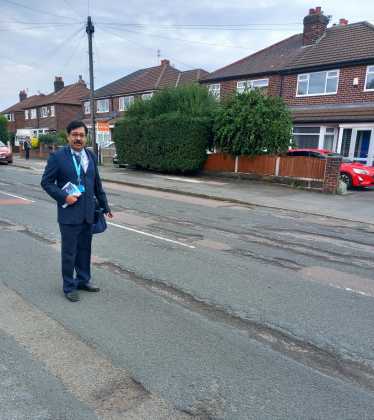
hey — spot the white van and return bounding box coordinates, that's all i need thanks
[15,128,49,146]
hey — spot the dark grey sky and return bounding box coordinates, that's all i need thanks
[0,0,372,110]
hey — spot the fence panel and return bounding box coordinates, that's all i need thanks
[204,154,235,172]
[279,157,325,179]
[238,155,276,175]
[100,147,116,165]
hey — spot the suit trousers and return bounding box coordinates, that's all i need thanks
[59,220,93,293]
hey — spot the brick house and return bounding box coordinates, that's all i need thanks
[1,91,40,134]
[200,7,374,167]
[79,59,208,144]
[1,76,89,140]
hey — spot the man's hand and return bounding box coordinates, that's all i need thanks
[105,212,114,218]
[65,194,79,205]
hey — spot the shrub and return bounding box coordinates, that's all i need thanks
[0,115,9,144]
[38,133,57,144]
[8,131,16,146]
[213,87,295,157]
[57,130,68,145]
[30,138,39,149]
[114,82,218,173]
[114,114,210,173]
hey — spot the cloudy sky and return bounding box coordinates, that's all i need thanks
[0,0,373,111]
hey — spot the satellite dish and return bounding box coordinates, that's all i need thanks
[76,114,84,120]
[109,111,117,118]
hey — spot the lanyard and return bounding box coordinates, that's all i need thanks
[71,148,85,184]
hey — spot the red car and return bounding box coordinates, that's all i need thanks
[286,148,374,189]
[0,140,13,164]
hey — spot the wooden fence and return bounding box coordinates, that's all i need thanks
[278,156,326,179]
[100,147,116,165]
[204,154,326,180]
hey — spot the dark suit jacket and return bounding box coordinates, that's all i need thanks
[41,146,111,224]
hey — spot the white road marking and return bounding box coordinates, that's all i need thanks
[0,190,35,202]
[107,222,195,248]
[164,177,203,183]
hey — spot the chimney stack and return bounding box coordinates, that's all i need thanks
[339,18,348,25]
[77,75,86,86]
[161,59,170,66]
[19,90,27,102]
[303,6,329,46]
[54,76,64,93]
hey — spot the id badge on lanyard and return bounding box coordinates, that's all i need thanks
[71,149,85,192]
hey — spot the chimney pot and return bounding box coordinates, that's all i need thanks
[19,90,27,102]
[315,6,322,14]
[161,59,170,66]
[309,8,315,15]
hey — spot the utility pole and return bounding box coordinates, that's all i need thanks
[86,16,97,155]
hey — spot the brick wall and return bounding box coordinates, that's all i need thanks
[202,74,280,99]
[322,156,342,194]
[282,64,374,106]
[7,112,25,132]
[56,104,82,132]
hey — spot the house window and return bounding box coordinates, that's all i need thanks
[142,93,153,100]
[364,66,374,91]
[25,110,29,120]
[209,84,221,99]
[293,127,320,149]
[51,106,55,117]
[237,79,268,94]
[84,101,90,114]
[297,70,339,96]
[119,96,134,110]
[323,127,335,150]
[40,107,47,118]
[30,109,36,119]
[97,100,109,113]
[5,113,12,121]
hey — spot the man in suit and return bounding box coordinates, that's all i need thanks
[41,121,113,302]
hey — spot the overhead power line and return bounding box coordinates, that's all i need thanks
[93,36,107,85]
[0,26,85,93]
[95,29,123,78]
[99,24,260,50]
[96,22,303,27]
[64,0,85,20]
[0,23,81,31]
[3,0,83,22]
[96,25,196,70]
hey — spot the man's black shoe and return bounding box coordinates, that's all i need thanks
[66,291,79,302]
[77,284,100,292]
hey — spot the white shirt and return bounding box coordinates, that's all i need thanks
[74,150,89,173]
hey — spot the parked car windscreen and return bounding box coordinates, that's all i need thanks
[325,152,353,163]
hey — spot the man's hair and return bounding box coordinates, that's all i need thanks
[67,121,88,135]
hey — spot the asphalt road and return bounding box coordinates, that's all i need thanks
[1,164,374,420]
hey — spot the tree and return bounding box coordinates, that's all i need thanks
[0,115,9,144]
[213,87,294,157]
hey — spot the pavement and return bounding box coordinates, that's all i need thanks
[9,155,374,224]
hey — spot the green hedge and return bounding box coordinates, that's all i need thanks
[114,113,210,173]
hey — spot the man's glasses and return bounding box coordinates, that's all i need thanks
[70,133,87,139]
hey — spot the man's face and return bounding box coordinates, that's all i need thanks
[67,126,87,152]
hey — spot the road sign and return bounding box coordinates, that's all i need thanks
[97,123,110,133]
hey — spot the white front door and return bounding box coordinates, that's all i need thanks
[338,125,374,166]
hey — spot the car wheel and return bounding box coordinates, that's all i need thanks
[340,172,353,189]
[9,160,13,164]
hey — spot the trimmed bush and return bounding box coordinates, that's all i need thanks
[114,114,210,173]
[38,133,57,145]
[114,82,218,173]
